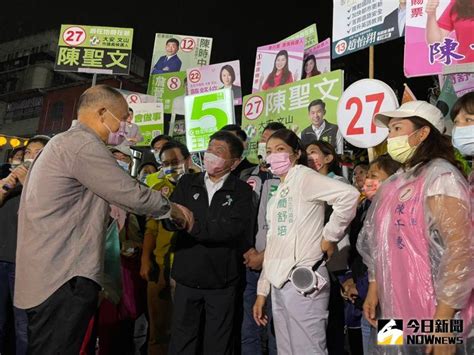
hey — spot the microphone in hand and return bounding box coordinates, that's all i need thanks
[2,160,31,191]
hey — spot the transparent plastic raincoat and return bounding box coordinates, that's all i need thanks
[357,159,473,354]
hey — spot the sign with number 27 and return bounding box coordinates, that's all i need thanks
[337,79,399,148]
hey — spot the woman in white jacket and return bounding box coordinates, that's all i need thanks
[252,129,359,354]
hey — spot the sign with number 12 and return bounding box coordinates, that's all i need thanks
[184,88,235,152]
[337,79,398,148]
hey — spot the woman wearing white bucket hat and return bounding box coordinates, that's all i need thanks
[357,101,473,354]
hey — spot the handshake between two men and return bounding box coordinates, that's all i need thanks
[169,202,194,232]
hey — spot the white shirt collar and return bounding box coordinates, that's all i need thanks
[204,172,230,185]
[166,53,177,60]
[204,172,231,205]
[312,120,326,137]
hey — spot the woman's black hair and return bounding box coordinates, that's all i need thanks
[8,147,25,160]
[369,154,402,177]
[219,65,236,84]
[267,129,308,166]
[451,91,474,120]
[305,140,341,175]
[302,54,320,79]
[264,50,291,88]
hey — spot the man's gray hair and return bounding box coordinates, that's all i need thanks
[77,85,124,114]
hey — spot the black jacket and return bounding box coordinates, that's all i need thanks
[382,8,405,38]
[0,185,22,263]
[231,158,256,178]
[169,172,255,289]
[300,120,339,148]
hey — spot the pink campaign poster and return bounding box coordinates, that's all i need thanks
[302,38,331,80]
[252,38,305,93]
[186,60,242,105]
[404,0,474,77]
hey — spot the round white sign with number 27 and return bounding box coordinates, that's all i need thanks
[337,79,398,149]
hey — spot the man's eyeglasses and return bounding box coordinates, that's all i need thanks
[161,159,184,168]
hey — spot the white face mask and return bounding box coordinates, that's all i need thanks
[452,126,474,156]
[164,164,186,182]
[10,159,22,168]
[116,160,129,172]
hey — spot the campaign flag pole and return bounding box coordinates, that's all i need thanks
[369,46,374,80]
[92,73,97,87]
[368,46,376,162]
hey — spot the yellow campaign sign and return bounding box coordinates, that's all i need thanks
[58,25,133,50]
[55,24,134,75]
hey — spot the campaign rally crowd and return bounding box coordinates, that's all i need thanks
[0,85,473,355]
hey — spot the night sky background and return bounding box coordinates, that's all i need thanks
[0,1,436,100]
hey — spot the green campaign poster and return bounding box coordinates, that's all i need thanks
[132,103,164,147]
[149,33,213,75]
[55,24,133,75]
[242,70,344,163]
[147,71,187,114]
[284,24,319,50]
[184,88,235,152]
[147,33,213,114]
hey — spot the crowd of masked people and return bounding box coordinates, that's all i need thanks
[0,86,472,355]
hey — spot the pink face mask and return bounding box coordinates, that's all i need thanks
[204,152,228,175]
[308,153,323,171]
[266,152,293,176]
[362,178,381,200]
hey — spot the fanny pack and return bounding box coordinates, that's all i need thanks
[288,254,328,296]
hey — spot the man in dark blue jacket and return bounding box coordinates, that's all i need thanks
[168,131,254,355]
[151,38,182,75]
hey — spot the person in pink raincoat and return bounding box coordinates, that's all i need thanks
[357,101,473,354]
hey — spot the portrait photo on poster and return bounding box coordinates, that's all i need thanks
[252,38,305,93]
[404,0,474,77]
[302,38,331,79]
[187,60,242,105]
[149,33,213,76]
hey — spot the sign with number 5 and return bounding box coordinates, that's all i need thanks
[337,79,398,148]
[184,88,235,152]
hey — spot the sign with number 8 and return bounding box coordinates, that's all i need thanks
[167,77,182,91]
[337,79,398,148]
